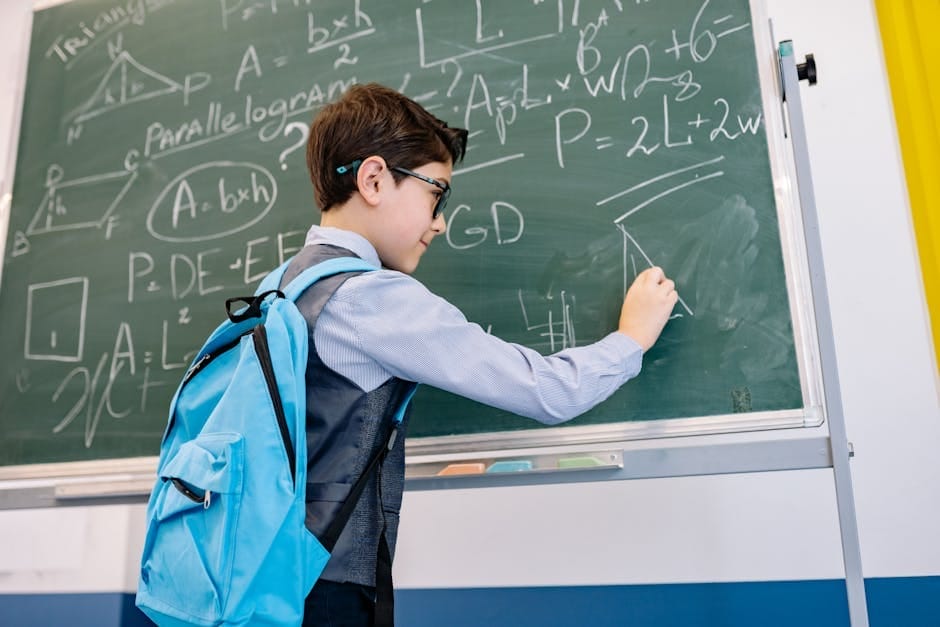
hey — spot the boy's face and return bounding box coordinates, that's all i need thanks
[372,160,452,274]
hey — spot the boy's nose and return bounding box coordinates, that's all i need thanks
[431,211,446,232]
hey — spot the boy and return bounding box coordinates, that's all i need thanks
[289,83,677,626]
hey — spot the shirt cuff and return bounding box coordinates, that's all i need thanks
[601,331,644,379]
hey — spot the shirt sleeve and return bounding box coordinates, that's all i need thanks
[314,270,644,425]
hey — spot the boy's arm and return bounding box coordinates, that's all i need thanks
[316,270,673,425]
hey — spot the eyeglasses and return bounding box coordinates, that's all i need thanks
[390,166,451,219]
[335,159,451,219]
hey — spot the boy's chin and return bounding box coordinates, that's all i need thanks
[383,259,419,274]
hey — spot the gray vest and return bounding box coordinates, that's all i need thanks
[281,244,414,586]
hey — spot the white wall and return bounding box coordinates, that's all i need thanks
[0,506,141,593]
[763,0,940,578]
[0,0,938,601]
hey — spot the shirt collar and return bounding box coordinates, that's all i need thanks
[304,224,382,268]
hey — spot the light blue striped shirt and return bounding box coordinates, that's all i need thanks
[307,225,644,425]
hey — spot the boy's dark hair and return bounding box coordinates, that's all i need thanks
[307,83,469,211]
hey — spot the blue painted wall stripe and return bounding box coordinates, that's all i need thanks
[396,578,940,627]
[398,580,852,627]
[0,592,129,627]
[0,577,937,626]
[865,576,940,627]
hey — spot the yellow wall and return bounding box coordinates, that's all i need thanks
[874,0,940,371]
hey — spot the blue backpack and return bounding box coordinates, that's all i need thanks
[136,256,412,626]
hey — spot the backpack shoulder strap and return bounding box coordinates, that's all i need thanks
[283,257,378,302]
[390,383,418,427]
[321,382,418,552]
[254,258,291,295]
[255,256,378,299]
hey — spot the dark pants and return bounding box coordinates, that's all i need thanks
[303,579,376,627]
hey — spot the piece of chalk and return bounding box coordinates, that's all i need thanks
[437,462,486,476]
[486,460,533,473]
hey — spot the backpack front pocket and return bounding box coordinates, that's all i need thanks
[139,432,245,624]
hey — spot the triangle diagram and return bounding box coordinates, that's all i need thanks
[75,51,182,123]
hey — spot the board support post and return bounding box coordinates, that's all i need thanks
[778,39,870,627]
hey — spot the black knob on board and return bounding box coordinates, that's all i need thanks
[797,53,817,85]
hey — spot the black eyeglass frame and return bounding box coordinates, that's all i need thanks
[335,159,451,219]
[390,166,451,220]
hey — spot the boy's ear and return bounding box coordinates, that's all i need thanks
[356,156,387,207]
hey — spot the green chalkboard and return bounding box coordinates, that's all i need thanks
[0,0,802,467]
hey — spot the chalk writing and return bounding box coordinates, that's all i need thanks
[444,201,525,250]
[146,162,277,243]
[2,0,796,461]
[24,277,89,362]
[45,0,177,68]
[71,40,210,124]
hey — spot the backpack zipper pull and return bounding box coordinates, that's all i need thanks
[203,490,211,510]
[183,353,211,384]
[386,426,399,451]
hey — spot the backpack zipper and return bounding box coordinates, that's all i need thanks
[252,324,297,485]
[169,477,210,509]
[163,334,247,438]
[181,335,244,387]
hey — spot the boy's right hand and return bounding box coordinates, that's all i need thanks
[617,266,679,352]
